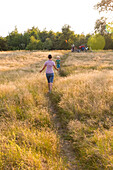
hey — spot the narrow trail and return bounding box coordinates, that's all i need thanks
[46,53,81,170]
[47,100,80,170]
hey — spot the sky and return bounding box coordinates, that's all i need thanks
[0,0,104,37]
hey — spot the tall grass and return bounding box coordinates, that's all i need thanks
[1,50,113,169]
[60,52,113,76]
[51,51,113,169]
[0,50,68,169]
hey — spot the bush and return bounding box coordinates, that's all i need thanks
[88,34,105,50]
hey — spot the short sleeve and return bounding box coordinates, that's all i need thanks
[53,61,55,66]
[44,61,47,66]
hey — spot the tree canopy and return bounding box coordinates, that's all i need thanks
[96,0,113,11]
[94,17,107,35]
[87,34,105,50]
[0,24,113,51]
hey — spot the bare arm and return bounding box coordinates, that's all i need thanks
[40,65,46,73]
[53,65,59,71]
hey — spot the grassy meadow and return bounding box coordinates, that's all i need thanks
[0,50,113,169]
[0,50,69,169]
[52,51,113,169]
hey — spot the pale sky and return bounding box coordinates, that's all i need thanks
[0,0,102,37]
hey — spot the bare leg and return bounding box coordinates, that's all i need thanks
[48,83,50,92]
[50,83,53,92]
[48,83,53,93]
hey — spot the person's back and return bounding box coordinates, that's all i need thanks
[44,60,55,73]
[40,54,59,93]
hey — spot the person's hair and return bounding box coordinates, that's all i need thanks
[57,56,60,59]
[48,54,52,59]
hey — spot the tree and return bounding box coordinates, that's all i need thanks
[26,26,39,39]
[94,17,107,35]
[74,34,90,48]
[43,38,53,50]
[54,32,62,50]
[104,34,113,49]
[6,26,23,50]
[38,29,48,43]
[26,36,36,50]
[26,36,43,50]
[22,26,40,49]
[0,37,8,51]
[87,34,105,50]
[105,22,113,33]
[95,0,113,50]
[59,24,75,49]
[96,0,113,11]
[48,31,56,49]
[22,32,30,49]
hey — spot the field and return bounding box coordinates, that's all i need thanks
[0,50,113,169]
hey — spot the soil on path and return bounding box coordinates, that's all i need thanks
[49,103,80,170]
[46,53,81,170]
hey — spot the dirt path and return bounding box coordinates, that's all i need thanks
[49,104,80,170]
[46,53,81,170]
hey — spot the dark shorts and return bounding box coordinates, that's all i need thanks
[46,73,54,83]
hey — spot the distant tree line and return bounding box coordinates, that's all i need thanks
[0,24,113,51]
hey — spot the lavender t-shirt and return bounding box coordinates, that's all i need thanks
[44,60,55,73]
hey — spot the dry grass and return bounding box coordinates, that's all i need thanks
[60,52,113,76]
[52,51,113,169]
[0,50,66,71]
[0,50,68,169]
[0,50,68,84]
[0,50,113,169]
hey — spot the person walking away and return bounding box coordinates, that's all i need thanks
[40,54,59,93]
[56,56,60,69]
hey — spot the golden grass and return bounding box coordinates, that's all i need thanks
[54,72,113,117]
[52,51,113,169]
[0,50,67,71]
[0,50,68,169]
[0,50,113,169]
[61,52,113,76]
